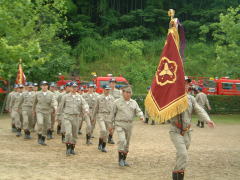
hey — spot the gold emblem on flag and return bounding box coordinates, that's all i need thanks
[156,57,177,86]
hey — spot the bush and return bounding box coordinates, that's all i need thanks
[132,94,240,114]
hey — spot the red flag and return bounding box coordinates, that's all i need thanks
[144,26,188,123]
[16,59,26,85]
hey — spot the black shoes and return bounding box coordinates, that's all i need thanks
[57,125,61,135]
[47,129,53,139]
[24,130,32,139]
[144,118,149,124]
[16,128,22,137]
[66,144,76,156]
[38,134,47,146]
[61,133,65,143]
[108,134,115,144]
[172,171,184,180]
[118,152,129,167]
[86,134,92,145]
[98,138,107,152]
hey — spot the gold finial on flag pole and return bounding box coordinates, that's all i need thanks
[19,59,22,64]
[168,9,175,20]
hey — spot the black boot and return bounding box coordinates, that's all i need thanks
[47,129,53,139]
[201,122,204,128]
[101,142,107,152]
[70,144,76,155]
[151,120,155,125]
[38,134,42,144]
[24,130,31,139]
[12,124,17,132]
[78,129,82,135]
[61,133,65,143]
[144,118,149,124]
[172,171,184,180]
[86,134,92,145]
[123,153,129,166]
[57,125,61,135]
[66,144,71,156]
[41,136,47,146]
[108,134,115,144]
[118,152,125,167]
[16,128,22,137]
[98,138,103,150]
[197,120,200,127]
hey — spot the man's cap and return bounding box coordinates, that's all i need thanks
[24,82,29,86]
[88,83,95,88]
[147,86,151,90]
[65,82,72,87]
[184,76,191,83]
[49,82,56,87]
[122,85,132,93]
[14,84,18,88]
[71,82,78,87]
[109,78,117,82]
[103,85,111,90]
[28,82,34,87]
[198,87,203,91]
[79,86,85,91]
[33,83,38,87]
[18,84,24,88]
[40,81,48,85]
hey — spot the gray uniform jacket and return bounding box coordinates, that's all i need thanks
[195,92,211,110]
[20,91,35,111]
[33,91,57,113]
[9,92,23,111]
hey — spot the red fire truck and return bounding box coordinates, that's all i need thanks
[189,76,240,96]
[92,74,129,94]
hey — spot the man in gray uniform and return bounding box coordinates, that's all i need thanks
[5,84,18,132]
[56,82,71,143]
[82,84,97,144]
[58,82,89,155]
[111,86,144,167]
[33,81,57,146]
[93,85,115,152]
[108,78,122,144]
[170,77,215,180]
[195,87,211,128]
[20,82,35,139]
[9,84,24,137]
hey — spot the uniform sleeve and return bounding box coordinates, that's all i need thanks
[51,94,58,112]
[110,101,118,123]
[192,96,211,123]
[57,95,66,114]
[205,95,211,110]
[5,94,10,111]
[135,101,144,119]
[32,93,38,112]
[9,94,16,111]
[81,96,89,114]
[92,97,99,119]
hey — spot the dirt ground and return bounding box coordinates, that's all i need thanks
[0,115,240,180]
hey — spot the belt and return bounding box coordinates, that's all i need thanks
[175,122,191,136]
[99,112,110,114]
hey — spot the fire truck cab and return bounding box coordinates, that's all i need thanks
[92,74,128,94]
[0,77,8,94]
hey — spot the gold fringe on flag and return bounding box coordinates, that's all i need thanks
[144,91,188,123]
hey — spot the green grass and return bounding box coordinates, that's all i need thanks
[192,114,240,124]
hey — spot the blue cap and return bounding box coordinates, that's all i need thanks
[79,87,85,91]
[40,81,48,85]
[28,82,34,87]
[65,82,72,87]
[198,87,203,91]
[103,85,111,90]
[18,84,24,88]
[49,82,56,87]
[88,84,95,88]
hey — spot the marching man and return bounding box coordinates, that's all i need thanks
[111,86,144,166]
